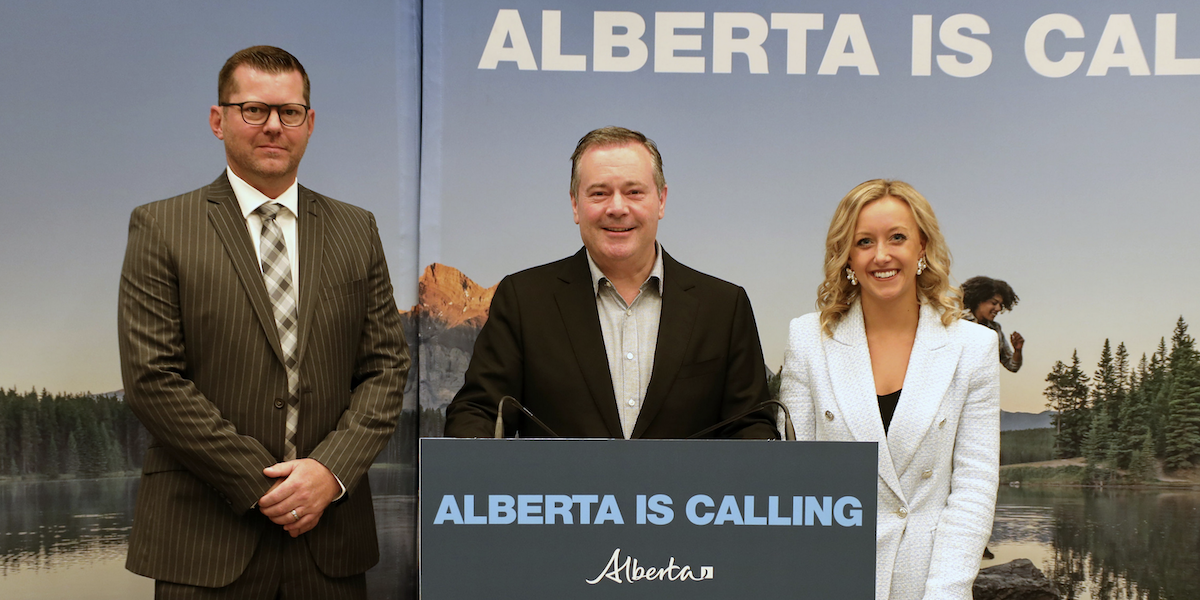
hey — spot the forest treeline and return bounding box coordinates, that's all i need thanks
[0,389,147,477]
[1044,316,1200,481]
[0,389,418,477]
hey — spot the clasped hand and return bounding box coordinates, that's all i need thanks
[258,458,340,537]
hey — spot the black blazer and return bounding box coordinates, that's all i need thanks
[117,173,410,586]
[444,248,776,439]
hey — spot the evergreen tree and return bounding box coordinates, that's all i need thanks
[1115,354,1152,468]
[1082,402,1115,484]
[1107,342,1131,465]
[1163,357,1200,471]
[64,431,81,474]
[1163,318,1200,471]
[1127,431,1157,482]
[0,391,8,476]
[19,398,38,475]
[1148,338,1171,455]
[1045,350,1091,457]
[1168,317,1194,370]
[1089,340,1119,464]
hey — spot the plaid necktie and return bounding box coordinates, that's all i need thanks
[255,202,300,461]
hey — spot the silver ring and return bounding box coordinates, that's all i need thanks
[290,509,300,522]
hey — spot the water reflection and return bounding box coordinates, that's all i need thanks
[0,477,137,575]
[1,467,417,599]
[985,486,1200,600]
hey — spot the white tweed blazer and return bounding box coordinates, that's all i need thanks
[780,302,999,600]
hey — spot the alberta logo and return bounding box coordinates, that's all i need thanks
[585,548,714,584]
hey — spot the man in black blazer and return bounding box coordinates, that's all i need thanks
[444,127,775,440]
[117,46,409,598]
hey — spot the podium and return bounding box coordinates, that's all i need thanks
[420,438,876,599]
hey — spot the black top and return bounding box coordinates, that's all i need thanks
[878,389,902,433]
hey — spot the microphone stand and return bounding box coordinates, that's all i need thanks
[686,399,796,441]
[494,396,561,438]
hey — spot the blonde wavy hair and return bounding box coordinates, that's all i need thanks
[817,179,960,336]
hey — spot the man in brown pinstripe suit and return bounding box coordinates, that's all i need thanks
[117,46,410,599]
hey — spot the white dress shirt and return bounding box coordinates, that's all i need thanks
[227,167,300,308]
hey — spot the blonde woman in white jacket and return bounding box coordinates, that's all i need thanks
[780,179,1000,600]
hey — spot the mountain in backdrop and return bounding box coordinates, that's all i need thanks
[401,263,497,413]
[1000,410,1054,431]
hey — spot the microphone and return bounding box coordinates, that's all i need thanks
[686,399,796,441]
[494,396,561,438]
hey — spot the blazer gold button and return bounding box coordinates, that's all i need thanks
[938,418,946,428]
[922,469,933,479]
[274,398,285,409]
[824,411,834,421]
[897,507,908,518]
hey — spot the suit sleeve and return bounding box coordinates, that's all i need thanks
[443,275,523,438]
[307,214,410,493]
[118,205,277,513]
[779,317,818,441]
[923,333,1000,599]
[715,288,778,439]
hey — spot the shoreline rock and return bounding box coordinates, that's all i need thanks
[974,558,1058,600]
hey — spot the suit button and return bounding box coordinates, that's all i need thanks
[938,418,946,429]
[897,507,908,518]
[274,398,285,409]
[824,411,834,421]
[922,469,933,479]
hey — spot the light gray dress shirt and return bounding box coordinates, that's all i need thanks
[586,246,665,439]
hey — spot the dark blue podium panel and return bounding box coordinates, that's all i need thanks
[420,439,876,599]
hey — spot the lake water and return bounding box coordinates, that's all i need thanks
[3,475,1197,599]
[983,486,1200,600]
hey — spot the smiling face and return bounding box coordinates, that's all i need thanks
[973,294,1004,323]
[848,196,927,309]
[209,65,314,198]
[570,142,666,276]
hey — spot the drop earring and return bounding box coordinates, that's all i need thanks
[846,267,858,286]
[916,257,927,276]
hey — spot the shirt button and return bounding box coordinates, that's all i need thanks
[921,469,933,479]
[273,398,285,409]
[626,398,636,407]
[897,507,908,518]
[824,410,835,421]
[626,352,634,360]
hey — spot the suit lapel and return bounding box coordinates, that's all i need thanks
[826,303,904,500]
[632,251,696,439]
[887,304,957,478]
[293,186,324,367]
[553,250,623,438]
[205,173,286,366]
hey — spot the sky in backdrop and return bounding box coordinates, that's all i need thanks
[3,1,1198,415]
[423,0,1200,413]
[0,1,421,395]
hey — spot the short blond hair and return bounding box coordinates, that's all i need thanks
[817,179,960,336]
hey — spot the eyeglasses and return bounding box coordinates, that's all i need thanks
[220,102,311,127]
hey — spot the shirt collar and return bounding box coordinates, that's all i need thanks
[227,166,300,220]
[586,242,665,296]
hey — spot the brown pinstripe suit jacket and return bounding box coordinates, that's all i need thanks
[117,172,410,587]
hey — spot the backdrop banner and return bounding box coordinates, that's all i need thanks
[421,438,877,599]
